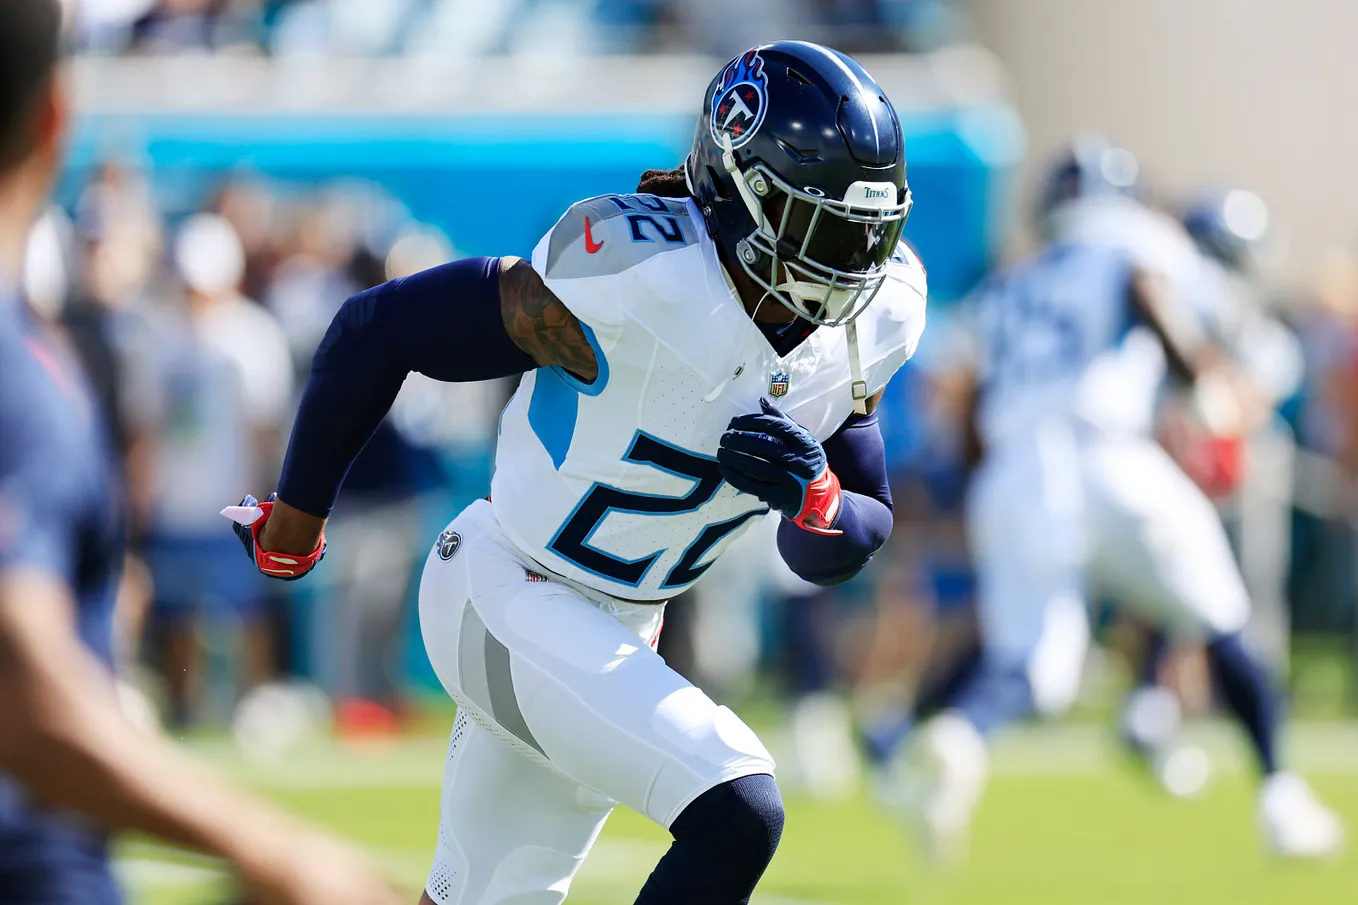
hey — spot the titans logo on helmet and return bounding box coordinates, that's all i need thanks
[711,50,769,150]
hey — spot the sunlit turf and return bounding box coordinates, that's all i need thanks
[122,722,1358,905]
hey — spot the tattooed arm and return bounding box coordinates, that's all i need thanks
[498,255,598,381]
[259,256,582,554]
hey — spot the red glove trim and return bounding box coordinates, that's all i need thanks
[250,500,326,578]
[792,467,844,536]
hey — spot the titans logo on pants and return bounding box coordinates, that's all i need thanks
[711,50,769,150]
[436,528,462,561]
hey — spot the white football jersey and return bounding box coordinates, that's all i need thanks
[491,193,927,601]
[976,198,1213,447]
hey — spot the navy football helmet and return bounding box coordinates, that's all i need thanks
[686,42,911,332]
[1182,189,1270,273]
[1038,132,1141,227]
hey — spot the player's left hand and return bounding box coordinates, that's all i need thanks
[717,398,843,533]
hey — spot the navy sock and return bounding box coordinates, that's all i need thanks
[1206,633,1280,775]
[634,774,784,905]
[1138,628,1171,688]
[861,712,913,766]
[785,590,835,695]
[916,644,985,720]
[862,645,984,765]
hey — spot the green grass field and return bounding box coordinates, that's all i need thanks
[120,721,1358,905]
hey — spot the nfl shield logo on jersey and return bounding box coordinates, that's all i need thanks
[436,528,461,561]
[769,371,790,398]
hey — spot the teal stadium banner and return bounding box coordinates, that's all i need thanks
[66,106,1022,302]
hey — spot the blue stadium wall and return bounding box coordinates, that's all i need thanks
[67,107,1022,303]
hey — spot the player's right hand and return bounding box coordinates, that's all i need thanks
[241,831,403,905]
[222,493,326,581]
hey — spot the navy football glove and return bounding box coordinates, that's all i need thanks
[717,399,843,534]
[222,492,326,580]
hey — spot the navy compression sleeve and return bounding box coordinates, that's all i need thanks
[776,411,893,585]
[277,257,536,517]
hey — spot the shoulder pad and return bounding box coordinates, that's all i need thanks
[854,240,928,375]
[540,194,699,280]
[886,240,928,301]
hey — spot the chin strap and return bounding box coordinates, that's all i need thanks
[721,134,768,228]
[846,319,868,415]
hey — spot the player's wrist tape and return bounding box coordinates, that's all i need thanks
[249,500,326,578]
[792,467,843,535]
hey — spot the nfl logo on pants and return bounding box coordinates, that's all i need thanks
[769,371,789,398]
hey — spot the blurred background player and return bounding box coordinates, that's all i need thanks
[1118,186,1307,795]
[881,136,1343,861]
[0,3,401,903]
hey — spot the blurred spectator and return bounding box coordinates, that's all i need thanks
[129,0,265,55]
[307,229,455,716]
[73,0,266,53]
[1286,251,1358,636]
[264,192,364,375]
[211,175,283,303]
[65,164,164,525]
[73,0,965,56]
[38,160,498,726]
[269,0,423,56]
[1294,252,1358,462]
[145,212,293,725]
[74,0,162,53]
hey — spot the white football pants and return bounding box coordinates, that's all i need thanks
[967,423,1250,717]
[418,499,775,904]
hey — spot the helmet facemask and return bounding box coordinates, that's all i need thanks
[717,135,911,329]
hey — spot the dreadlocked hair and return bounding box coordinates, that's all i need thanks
[636,165,692,199]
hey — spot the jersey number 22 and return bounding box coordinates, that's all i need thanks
[549,432,766,590]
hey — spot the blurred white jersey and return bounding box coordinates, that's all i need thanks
[975,199,1211,447]
[491,193,927,601]
[968,200,1251,715]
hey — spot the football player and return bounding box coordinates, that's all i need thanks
[1120,187,1300,792]
[0,3,402,904]
[226,41,927,905]
[891,136,1341,861]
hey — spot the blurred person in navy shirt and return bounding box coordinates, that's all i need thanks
[0,4,399,903]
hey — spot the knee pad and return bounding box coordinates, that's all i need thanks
[635,773,784,905]
[674,773,785,865]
